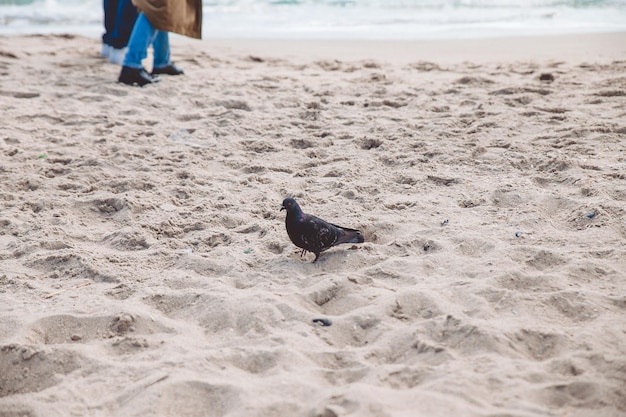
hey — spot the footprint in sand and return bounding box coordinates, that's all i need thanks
[0,344,86,397]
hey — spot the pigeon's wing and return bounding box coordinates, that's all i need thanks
[314,217,344,251]
[302,216,365,250]
[295,214,340,253]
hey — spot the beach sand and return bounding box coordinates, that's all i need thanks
[0,33,625,417]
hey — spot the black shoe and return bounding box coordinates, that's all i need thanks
[118,66,161,86]
[152,63,184,76]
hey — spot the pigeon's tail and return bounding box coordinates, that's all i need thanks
[337,228,365,245]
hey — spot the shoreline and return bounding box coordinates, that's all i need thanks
[1,31,624,65]
[181,31,626,64]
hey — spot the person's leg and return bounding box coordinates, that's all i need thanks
[103,0,118,45]
[109,0,140,64]
[152,31,171,69]
[151,31,184,75]
[111,0,139,48]
[102,0,119,57]
[122,13,158,69]
[118,13,160,86]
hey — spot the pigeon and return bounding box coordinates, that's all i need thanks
[281,197,364,262]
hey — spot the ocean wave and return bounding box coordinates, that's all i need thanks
[1,0,625,39]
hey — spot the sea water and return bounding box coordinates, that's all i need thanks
[1,0,625,39]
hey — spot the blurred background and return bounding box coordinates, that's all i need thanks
[1,0,626,39]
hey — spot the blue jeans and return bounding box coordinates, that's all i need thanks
[123,13,171,70]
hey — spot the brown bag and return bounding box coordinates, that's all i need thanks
[132,0,202,39]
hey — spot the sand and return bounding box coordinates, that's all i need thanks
[0,32,625,417]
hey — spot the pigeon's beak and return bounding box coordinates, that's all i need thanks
[280,204,285,211]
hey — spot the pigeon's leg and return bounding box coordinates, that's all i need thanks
[300,249,307,258]
[313,252,320,262]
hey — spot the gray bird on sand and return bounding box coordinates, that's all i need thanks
[281,197,364,262]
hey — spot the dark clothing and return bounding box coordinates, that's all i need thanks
[102,0,119,45]
[110,0,139,49]
[103,0,139,48]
